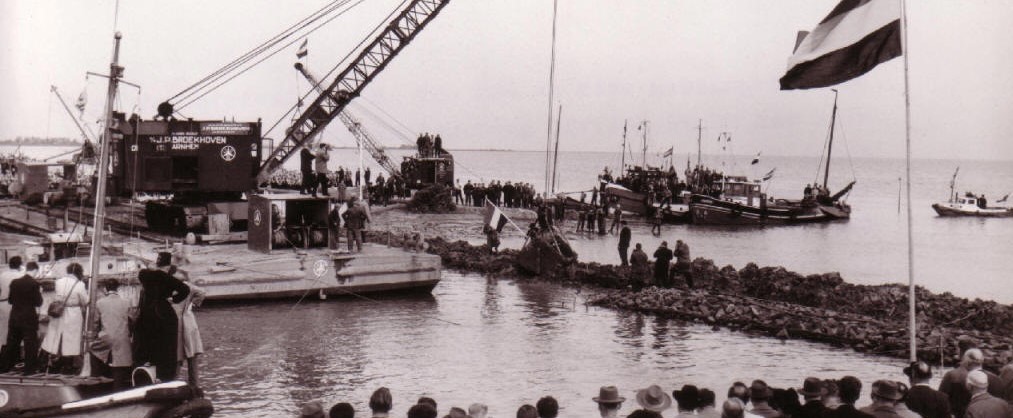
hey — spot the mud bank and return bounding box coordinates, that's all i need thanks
[365,229,1012,370]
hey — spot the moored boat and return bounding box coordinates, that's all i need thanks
[932,193,1013,218]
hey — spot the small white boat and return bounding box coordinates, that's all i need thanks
[932,194,1013,218]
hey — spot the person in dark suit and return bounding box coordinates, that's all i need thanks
[652,242,673,287]
[825,376,873,418]
[795,377,827,418]
[1,262,42,374]
[618,221,631,266]
[135,252,190,381]
[300,145,316,194]
[903,361,951,418]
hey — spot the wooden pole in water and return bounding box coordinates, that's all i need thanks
[900,0,917,362]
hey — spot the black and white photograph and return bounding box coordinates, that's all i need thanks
[1,0,1012,417]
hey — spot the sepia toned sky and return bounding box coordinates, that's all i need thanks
[2,0,1011,161]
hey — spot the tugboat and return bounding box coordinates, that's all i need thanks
[932,193,1012,218]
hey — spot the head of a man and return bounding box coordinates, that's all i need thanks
[961,348,984,370]
[869,380,902,406]
[8,256,22,270]
[748,380,772,405]
[727,382,749,405]
[24,261,39,278]
[965,370,989,395]
[904,361,933,385]
[369,387,392,414]
[467,404,488,418]
[838,376,862,405]
[720,399,744,418]
[536,396,558,418]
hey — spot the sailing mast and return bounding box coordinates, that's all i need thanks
[641,120,648,167]
[81,31,123,373]
[542,0,559,196]
[550,105,562,194]
[823,89,839,190]
[620,120,627,173]
[696,119,702,169]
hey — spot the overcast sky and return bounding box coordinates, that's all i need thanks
[2,0,1011,161]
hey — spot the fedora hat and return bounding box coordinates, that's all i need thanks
[871,380,903,401]
[635,385,671,412]
[672,385,699,408]
[903,361,933,380]
[799,377,823,398]
[592,386,626,404]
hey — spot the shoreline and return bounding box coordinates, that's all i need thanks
[368,205,1013,371]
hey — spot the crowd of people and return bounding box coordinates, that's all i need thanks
[0,252,204,389]
[457,180,539,208]
[297,347,1013,418]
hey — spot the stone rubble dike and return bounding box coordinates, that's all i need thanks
[366,230,1012,370]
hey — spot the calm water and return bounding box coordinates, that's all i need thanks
[5,146,1011,416]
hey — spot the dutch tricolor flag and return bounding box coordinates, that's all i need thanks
[483,198,509,233]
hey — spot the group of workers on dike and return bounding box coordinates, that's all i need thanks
[296,345,1013,418]
[0,252,204,390]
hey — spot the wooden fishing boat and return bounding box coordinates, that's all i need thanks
[515,227,577,276]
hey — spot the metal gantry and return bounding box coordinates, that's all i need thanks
[256,0,450,184]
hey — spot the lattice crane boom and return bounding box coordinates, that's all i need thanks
[255,0,450,185]
[295,62,402,180]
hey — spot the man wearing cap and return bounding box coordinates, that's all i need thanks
[795,377,827,418]
[904,361,950,418]
[747,380,785,418]
[859,380,905,418]
[964,370,1011,418]
[342,196,370,253]
[592,385,625,418]
[135,251,191,381]
[635,384,671,414]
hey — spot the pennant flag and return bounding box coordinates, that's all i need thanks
[762,168,776,181]
[998,193,1009,204]
[779,0,902,90]
[751,152,761,165]
[296,39,309,58]
[661,146,673,158]
[483,198,509,233]
[75,89,87,114]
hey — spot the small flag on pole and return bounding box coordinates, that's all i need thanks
[751,152,761,165]
[779,0,902,90]
[483,198,509,233]
[75,89,87,114]
[762,168,776,181]
[661,147,673,158]
[296,39,309,58]
[998,194,1009,203]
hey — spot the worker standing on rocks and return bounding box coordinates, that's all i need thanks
[617,221,631,266]
[674,239,693,289]
[630,244,649,290]
[652,242,673,287]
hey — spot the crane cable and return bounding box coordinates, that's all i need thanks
[171,0,359,111]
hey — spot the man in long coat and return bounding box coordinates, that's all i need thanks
[653,242,674,287]
[2,261,42,374]
[135,252,190,381]
[91,279,133,389]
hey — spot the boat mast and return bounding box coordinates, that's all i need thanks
[823,89,839,190]
[620,120,627,173]
[542,0,559,196]
[550,105,562,194]
[82,31,123,372]
[696,119,702,169]
[641,120,648,167]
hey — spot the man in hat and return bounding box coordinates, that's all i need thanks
[314,143,331,197]
[635,384,671,414]
[672,385,700,417]
[89,278,133,390]
[1,260,42,374]
[747,380,784,418]
[653,242,674,288]
[135,251,190,381]
[903,361,950,418]
[342,196,370,253]
[592,385,625,418]
[859,380,904,417]
[696,389,719,417]
[964,370,1012,418]
[795,377,827,418]
[940,348,1004,418]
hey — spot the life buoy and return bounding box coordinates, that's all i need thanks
[158,398,214,418]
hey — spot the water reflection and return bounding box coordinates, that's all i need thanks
[199,273,909,417]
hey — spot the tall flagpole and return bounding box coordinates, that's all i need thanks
[900,0,916,363]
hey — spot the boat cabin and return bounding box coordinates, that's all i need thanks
[718,176,764,206]
[248,194,333,253]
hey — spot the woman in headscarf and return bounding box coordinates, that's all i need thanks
[40,262,89,374]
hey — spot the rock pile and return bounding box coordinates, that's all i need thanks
[370,234,1013,370]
